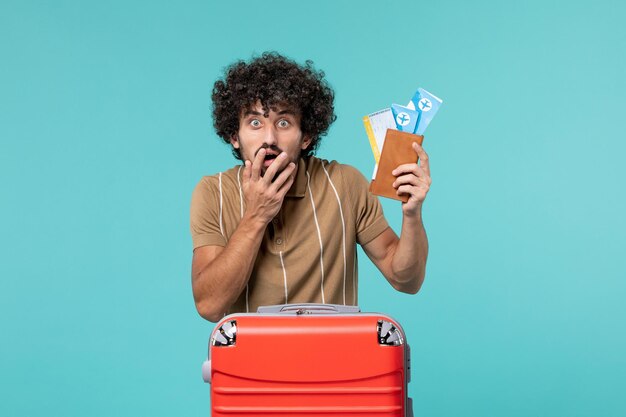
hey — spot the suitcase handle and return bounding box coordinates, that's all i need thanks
[257,303,361,314]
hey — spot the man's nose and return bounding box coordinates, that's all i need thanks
[263,126,278,146]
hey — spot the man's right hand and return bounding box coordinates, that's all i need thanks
[192,149,297,322]
[242,148,296,225]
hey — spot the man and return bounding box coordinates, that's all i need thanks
[191,52,431,322]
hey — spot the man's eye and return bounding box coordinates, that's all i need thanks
[250,120,261,127]
[277,120,290,128]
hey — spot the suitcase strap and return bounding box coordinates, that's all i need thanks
[257,303,361,315]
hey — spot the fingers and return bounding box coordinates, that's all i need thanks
[393,156,431,202]
[270,161,296,190]
[392,148,430,176]
[396,184,416,197]
[396,184,428,201]
[243,160,251,182]
[392,144,431,189]
[392,163,422,176]
[392,165,427,179]
[393,168,431,188]
[394,176,429,195]
[250,148,265,181]
[262,152,290,184]
[392,165,431,183]
[275,163,297,196]
[413,142,430,176]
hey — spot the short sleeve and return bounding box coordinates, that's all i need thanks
[190,177,227,249]
[341,165,389,245]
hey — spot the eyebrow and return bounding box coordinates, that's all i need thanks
[242,109,298,117]
[243,110,263,117]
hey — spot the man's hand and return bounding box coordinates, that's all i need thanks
[191,151,296,322]
[363,142,430,294]
[391,142,431,217]
[242,148,296,225]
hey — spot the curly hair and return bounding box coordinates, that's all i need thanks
[211,52,337,160]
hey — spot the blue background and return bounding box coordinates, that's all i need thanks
[1,0,625,416]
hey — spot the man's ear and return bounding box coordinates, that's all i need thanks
[301,135,313,150]
[230,134,240,149]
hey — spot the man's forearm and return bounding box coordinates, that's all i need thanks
[192,214,266,321]
[192,153,298,322]
[390,210,428,293]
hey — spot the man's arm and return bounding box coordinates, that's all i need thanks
[192,150,296,322]
[362,142,431,294]
[191,222,265,322]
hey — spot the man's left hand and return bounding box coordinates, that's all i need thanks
[391,142,431,217]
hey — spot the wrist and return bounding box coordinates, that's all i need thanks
[240,212,270,233]
[402,202,423,221]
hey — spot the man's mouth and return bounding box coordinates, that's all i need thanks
[263,153,279,168]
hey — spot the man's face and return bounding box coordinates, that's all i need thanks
[230,102,311,174]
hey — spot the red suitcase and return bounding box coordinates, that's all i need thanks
[202,303,413,416]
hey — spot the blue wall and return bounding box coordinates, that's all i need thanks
[1,1,625,416]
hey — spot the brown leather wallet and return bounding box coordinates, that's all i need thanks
[369,129,424,202]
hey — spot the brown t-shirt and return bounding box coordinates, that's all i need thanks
[190,156,389,313]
